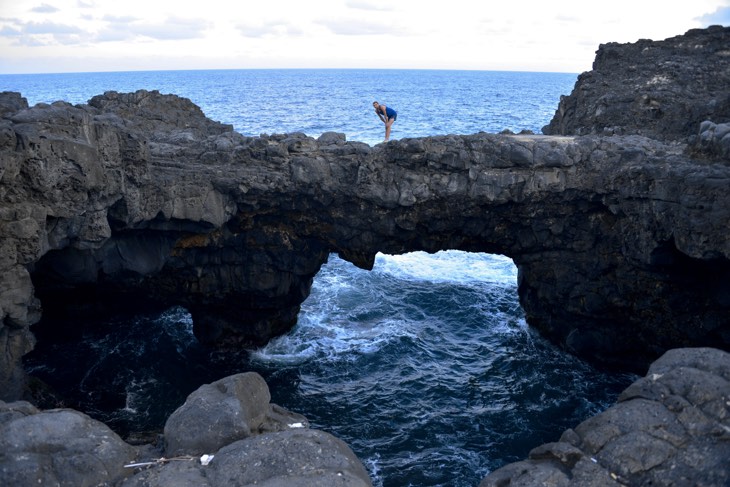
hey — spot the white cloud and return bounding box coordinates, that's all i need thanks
[699,6,730,25]
[315,17,404,36]
[127,16,209,40]
[23,20,83,35]
[237,21,303,38]
[345,1,394,11]
[31,3,60,13]
[0,0,728,74]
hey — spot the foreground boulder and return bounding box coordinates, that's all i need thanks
[127,371,372,487]
[124,429,372,487]
[0,372,372,486]
[480,347,730,486]
[0,400,137,486]
[164,372,308,456]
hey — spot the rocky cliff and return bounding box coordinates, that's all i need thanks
[543,25,730,141]
[2,29,730,401]
[0,24,729,487]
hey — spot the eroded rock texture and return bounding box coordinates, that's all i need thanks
[544,25,730,141]
[480,347,730,486]
[1,27,730,403]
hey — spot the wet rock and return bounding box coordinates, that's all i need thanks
[123,429,372,487]
[0,400,137,487]
[480,347,730,487]
[123,373,371,487]
[164,372,308,456]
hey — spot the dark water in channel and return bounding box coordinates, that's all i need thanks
[25,252,635,487]
[6,69,639,486]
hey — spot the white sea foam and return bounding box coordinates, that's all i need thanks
[375,251,517,285]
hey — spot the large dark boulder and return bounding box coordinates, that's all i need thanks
[479,347,730,486]
[164,372,308,456]
[123,373,372,487]
[0,400,137,486]
[122,429,372,487]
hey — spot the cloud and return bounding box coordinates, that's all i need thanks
[237,21,303,38]
[77,0,94,6]
[698,6,730,25]
[316,17,401,36]
[31,3,60,13]
[23,21,84,35]
[345,0,394,11]
[0,26,23,37]
[0,14,207,46]
[102,15,140,24]
[0,19,86,45]
[130,17,209,40]
[96,16,210,42]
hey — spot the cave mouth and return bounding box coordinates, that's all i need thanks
[23,250,636,486]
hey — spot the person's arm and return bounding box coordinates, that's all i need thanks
[375,107,386,123]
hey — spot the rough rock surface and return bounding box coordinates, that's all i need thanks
[479,347,730,486]
[123,429,373,487]
[0,400,137,486]
[124,372,371,487]
[1,83,728,398]
[543,25,730,140]
[0,373,371,487]
[0,25,729,487]
[164,372,309,456]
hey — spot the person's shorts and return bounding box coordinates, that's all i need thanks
[388,113,397,121]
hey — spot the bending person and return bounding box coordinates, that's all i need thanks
[373,101,397,141]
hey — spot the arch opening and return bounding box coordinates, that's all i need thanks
[23,250,635,486]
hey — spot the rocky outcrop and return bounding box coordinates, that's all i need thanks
[0,400,137,486]
[543,25,730,140]
[479,347,730,486]
[0,24,729,487]
[1,55,730,396]
[1,85,728,399]
[0,372,372,487]
[164,372,308,456]
[123,429,373,487]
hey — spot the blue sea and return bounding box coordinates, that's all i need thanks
[5,69,637,487]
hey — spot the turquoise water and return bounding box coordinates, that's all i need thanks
[11,69,637,487]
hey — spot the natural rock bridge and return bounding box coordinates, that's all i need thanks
[1,85,728,399]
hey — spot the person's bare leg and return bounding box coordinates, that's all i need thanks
[385,119,393,140]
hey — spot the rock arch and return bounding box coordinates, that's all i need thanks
[2,88,727,404]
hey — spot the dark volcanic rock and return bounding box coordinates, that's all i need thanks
[0,374,371,487]
[479,347,730,487]
[0,24,729,487]
[164,372,308,456]
[1,52,729,399]
[123,429,372,487]
[123,374,371,487]
[0,400,137,486]
[544,25,730,141]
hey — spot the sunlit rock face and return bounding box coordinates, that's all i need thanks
[1,27,729,399]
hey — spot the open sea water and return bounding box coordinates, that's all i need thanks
[4,69,638,487]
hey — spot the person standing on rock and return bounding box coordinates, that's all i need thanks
[373,101,397,142]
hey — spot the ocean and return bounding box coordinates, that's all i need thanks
[4,69,637,487]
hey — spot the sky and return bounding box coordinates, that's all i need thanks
[0,0,728,74]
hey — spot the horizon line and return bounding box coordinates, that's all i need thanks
[0,66,582,77]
